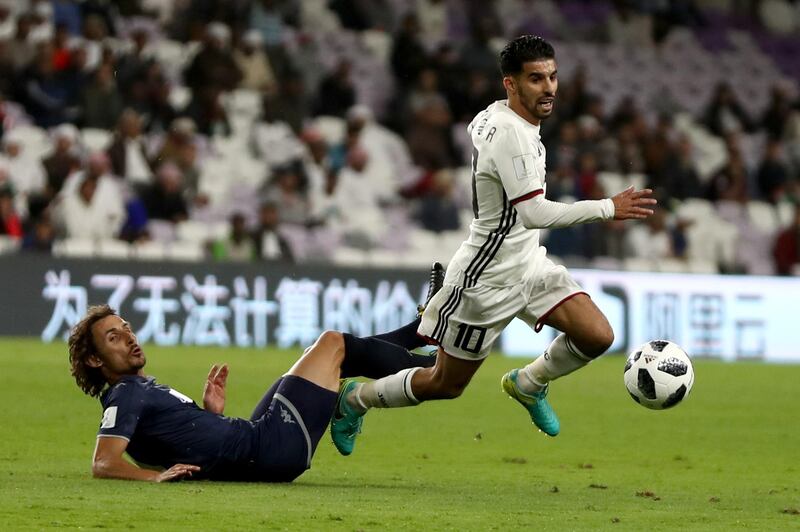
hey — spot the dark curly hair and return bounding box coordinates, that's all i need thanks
[69,304,117,397]
[499,35,555,76]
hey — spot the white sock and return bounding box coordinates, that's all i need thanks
[516,333,592,394]
[346,367,421,413]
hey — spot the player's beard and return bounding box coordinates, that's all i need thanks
[520,89,554,121]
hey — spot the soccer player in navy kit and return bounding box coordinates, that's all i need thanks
[69,266,444,482]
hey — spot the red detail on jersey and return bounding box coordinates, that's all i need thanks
[510,188,544,206]
[534,291,590,332]
[417,333,440,346]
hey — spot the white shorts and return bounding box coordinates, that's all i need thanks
[418,255,587,360]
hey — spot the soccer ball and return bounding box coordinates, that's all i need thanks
[624,340,694,410]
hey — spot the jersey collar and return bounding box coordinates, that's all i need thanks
[491,100,541,137]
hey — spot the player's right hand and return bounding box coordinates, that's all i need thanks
[156,463,200,482]
[611,187,657,220]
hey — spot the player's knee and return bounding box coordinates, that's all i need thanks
[585,327,614,358]
[315,330,345,359]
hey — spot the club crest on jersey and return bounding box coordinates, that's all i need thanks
[512,153,537,180]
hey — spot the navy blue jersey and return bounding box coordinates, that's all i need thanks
[98,376,256,478]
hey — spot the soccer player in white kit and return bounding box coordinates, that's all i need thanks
[330,35,656,454]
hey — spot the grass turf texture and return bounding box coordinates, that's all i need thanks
[1,338,798,531]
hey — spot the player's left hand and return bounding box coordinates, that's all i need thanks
[202,364,228,415]
[611,187,657,220]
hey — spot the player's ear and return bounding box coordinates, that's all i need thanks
[86,354,103,368]
[503,75,516,94]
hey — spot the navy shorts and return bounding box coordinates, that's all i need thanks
[250,375,337,482]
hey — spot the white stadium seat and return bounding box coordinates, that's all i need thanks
[331,246,369,267]
[132,240,166,260]
[0,235,20,254]
[81,128,112,152]
[96,239,131,260]
[166,240,205,262]
[53,238,95,258]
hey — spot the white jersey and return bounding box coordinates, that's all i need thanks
[451,100,549,287]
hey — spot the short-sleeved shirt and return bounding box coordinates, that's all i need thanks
[98,375,256,478]
[453,100,547,287]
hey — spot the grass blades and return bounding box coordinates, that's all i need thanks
[1,339,798,530]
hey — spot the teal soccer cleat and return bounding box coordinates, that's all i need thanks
[330,379,365,456]
[501,369,560,436]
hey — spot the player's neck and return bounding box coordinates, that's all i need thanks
[507,97,541,127]
[104,368,145,385]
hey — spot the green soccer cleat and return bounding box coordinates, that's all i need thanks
[330,379,365,456]
[501,369,560,437]
[417,261,445,318]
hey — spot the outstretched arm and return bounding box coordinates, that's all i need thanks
[512,186,656,229]
[92,436,199,482]
[203,364,228,415]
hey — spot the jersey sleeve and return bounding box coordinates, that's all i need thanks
[484,123,544,202]
[98,383,146,441]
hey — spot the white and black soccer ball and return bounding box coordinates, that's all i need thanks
[624,340,694,410]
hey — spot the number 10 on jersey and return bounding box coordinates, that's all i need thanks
[454,324,487,354]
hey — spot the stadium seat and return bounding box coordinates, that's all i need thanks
[777,201,795,227]
[686,259,718,274]
[96,239,131,260]
[331,246,369,267]
[81,128,112,152]
[675,198,715,223]
[312,116,346,145]
[146,220,177,243]
[53,238,95,258]
[131,240,166,260]
[747,201,780,236]
[590,256,622,271]
[0,235,20,255]
[166,241,205,262]
[657,258,688,273]
[406,227,439,254]
[623,257,657,272]
[175,221,215,245]
[437,231,466,262]
[368,249,404,268]
[597,172,625,195]
[226,89,261,117]
[10,125,50,161]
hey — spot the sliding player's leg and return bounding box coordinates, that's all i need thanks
[249,331,344,481]
[367,261,445,350]
[339,261,445,380]
[332,279,520,455]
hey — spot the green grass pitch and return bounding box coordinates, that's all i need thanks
[1,338,798,531]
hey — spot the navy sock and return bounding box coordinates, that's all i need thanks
[340,333,435,379]
[370,317,427,350]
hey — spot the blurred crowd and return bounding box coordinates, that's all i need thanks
[0,0,799,275]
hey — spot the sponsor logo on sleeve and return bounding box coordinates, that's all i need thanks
[513,154,537,181]
[100,406,117,429]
